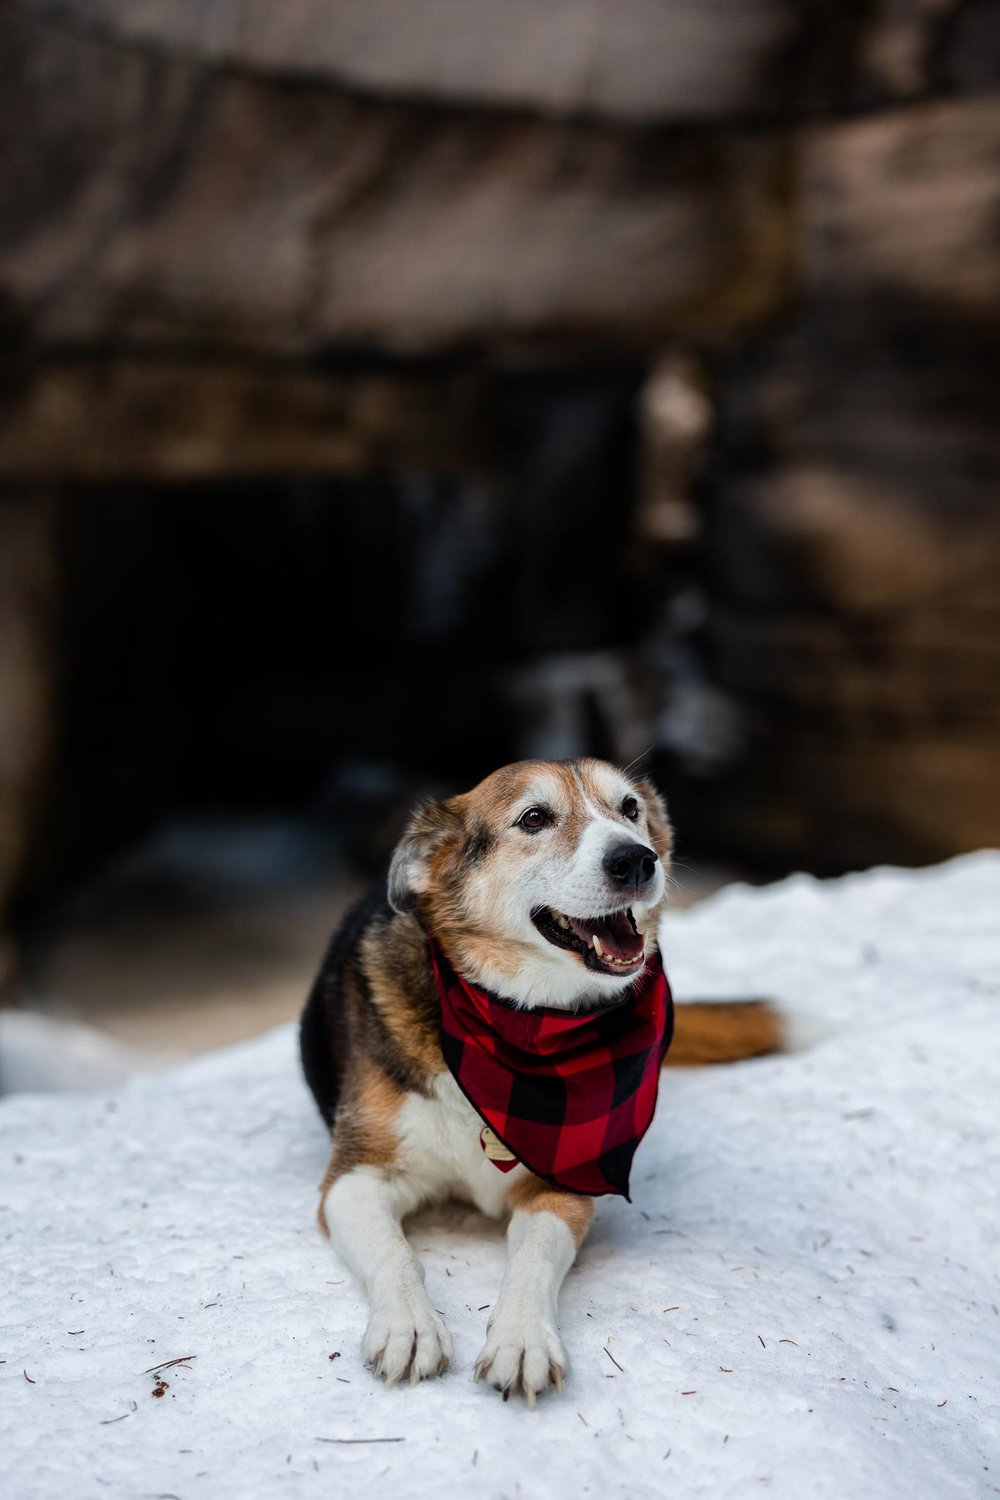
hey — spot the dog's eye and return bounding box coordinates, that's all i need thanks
[516,807,552,832]
[621,796,640,821]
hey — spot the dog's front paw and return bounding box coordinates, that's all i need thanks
[363,1290,453,1387]
[474,1313,567,1406]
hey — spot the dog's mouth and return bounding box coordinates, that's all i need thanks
[532,905,646,976]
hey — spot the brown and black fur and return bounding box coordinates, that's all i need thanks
[301,880,785,1130]
[299,757,795,1398]
[301,765,785,1176]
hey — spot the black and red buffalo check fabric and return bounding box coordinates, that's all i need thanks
[429,934,674,1199]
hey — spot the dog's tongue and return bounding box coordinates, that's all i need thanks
[568,910,643,961]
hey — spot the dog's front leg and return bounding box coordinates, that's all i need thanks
[475,1181,594,1404]
[322,1164,453,1386]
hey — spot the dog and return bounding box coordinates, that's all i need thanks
[300,757,786,1403]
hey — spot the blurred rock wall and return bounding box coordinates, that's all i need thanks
[1,0,999,929]
[0,497,55,981]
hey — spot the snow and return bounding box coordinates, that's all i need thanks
[0,1011,153,1096]
[2,853,999,1500]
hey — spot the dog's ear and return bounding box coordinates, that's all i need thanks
[387,798,464,915]
[634,776,673,863]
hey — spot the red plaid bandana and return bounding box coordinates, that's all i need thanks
[429,934,673,1199]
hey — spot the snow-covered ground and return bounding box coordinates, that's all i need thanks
[2,854,998,1500]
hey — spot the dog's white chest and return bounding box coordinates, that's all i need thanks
[393,1072,526,1219]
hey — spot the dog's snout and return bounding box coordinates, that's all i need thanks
[603,841,658,891]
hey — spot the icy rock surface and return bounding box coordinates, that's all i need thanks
[2,853,999,1499]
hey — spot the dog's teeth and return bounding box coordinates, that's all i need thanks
[592,934,604,956]
[554,912,570,929]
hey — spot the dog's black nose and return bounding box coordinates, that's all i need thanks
[603,842,658,890]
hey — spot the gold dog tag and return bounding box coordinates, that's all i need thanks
[480,1126,516,1162]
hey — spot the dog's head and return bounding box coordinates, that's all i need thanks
[389,758,672,1009]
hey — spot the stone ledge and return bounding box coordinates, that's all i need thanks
[0,359,485,481]
[0,12,794,355]
[17,0,819,123]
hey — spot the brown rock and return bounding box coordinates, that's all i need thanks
[17,0,828,123]
[0,360,486,482]
[711,465,1000,614]
[0,13,793,357]
[693,731,1000,868]
[0,497,56,968]
[712,98,1000,612]
[851,0,1000,103]
[696,96,1000,866]
[802,97,1000,317]
[941,0,1000,95]
[712,608,1000,730]
[850,0,958,103]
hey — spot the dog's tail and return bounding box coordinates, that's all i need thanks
[667,1000,820,1068]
